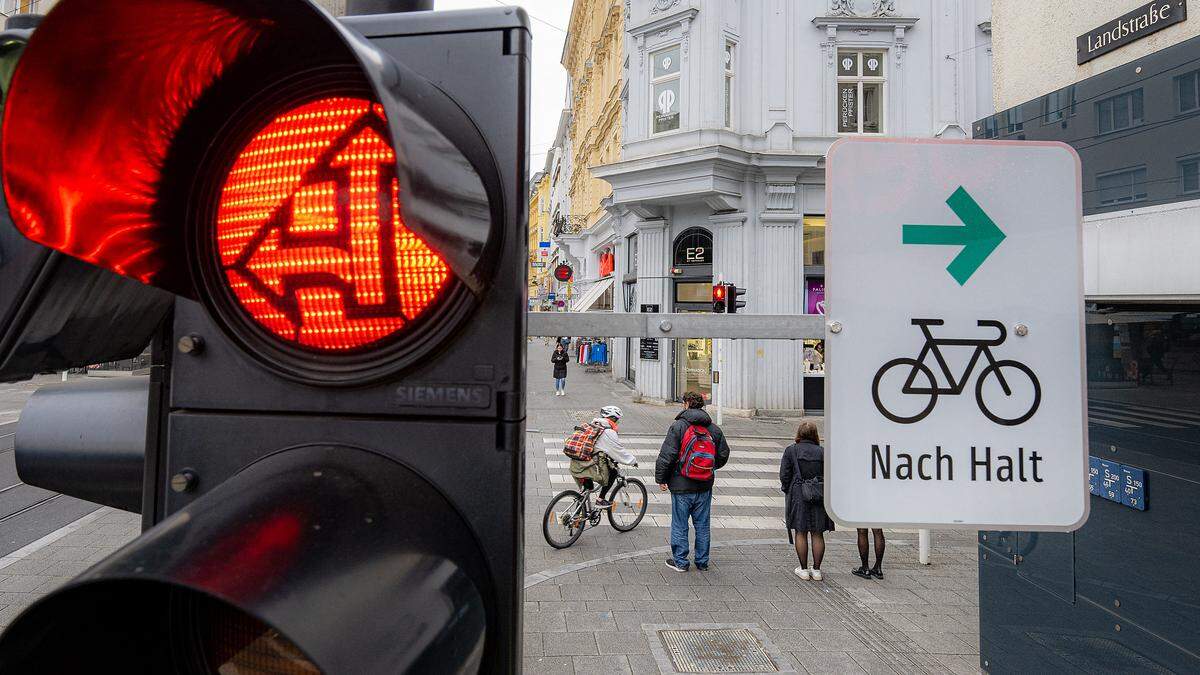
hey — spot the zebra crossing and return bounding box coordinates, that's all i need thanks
[1087,398,1200,431]
[540,434,791,530]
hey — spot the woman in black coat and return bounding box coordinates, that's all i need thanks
[551,344,570,396]
[780,421,835,581]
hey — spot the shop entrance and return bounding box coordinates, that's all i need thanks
[675,333,713,403]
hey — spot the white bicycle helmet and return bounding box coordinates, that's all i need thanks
[599,405,623,421]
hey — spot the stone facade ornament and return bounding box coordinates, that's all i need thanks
[765,183,797,211]
[651,0,679,14]
[871,0,897,17]
[828,0,856,17]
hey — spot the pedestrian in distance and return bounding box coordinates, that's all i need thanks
[655,391,731,573]
[780,421,834,581]
[853,528,886,580]
[551,343,569,396]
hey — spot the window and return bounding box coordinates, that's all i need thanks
[724,41,735,128]
[626,234,638,275]
[1178,69,1200,114]
[1096,167,1148,205]
[1181,157,1200,194]
[650,45,681,134]
[1,0,38,12]
[1004,107,1024,135]
[837,50,884,134]
[1096,89,1144,134]
[803,216,826,267]
[1042,86,1076,124]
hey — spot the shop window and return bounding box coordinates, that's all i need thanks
[1178,69,1200,114]
[724,41,735,128]
[673,227,712,266]
[626,234,638,275]
[675,282,713,304]
[837,50,885,134]
[1180,157,1200,195]
[651,44,681,134]
[1096,89,1143,135]
[803,340,825,376]
[1042,86,1076,124]
[803,216,826,267]
[1096,166,1148,205]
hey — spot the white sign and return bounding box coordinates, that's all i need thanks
[825,138,1088,531]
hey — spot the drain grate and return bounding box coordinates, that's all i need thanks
[658,628,779,673]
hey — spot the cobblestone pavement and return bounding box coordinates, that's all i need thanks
[0,346,982,673]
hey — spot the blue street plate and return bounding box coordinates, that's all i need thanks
[1088,456,1101,496]
[1121,465,1146,511]
[1098,459,1122,502]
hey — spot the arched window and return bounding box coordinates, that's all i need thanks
[672,227,712,266]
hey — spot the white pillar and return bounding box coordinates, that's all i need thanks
[919,529,931,565]
[636,218,672,402]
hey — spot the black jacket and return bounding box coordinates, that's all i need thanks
[655,408,731,493]
[551,350,569,378]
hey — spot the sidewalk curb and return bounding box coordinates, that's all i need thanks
[523,537,918,589]
[0,507,105,571]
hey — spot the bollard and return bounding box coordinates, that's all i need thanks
[919,528,931,564]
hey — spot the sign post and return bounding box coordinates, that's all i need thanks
[826,138,1088,531]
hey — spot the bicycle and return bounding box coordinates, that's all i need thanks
[542,461,648,549]
[871,319,1041,426]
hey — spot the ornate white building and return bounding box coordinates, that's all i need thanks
[588,0,993,413]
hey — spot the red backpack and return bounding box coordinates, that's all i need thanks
[678,424,717,481]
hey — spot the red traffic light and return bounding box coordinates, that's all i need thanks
[215,96,451,352]
[713,284,726,301]
[553,263,573,282]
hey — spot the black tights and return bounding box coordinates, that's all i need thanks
[857,528,885,570]
[584,479,613,501]
[794,531,826,570]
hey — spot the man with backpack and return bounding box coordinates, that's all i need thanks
[655,391,731,572]
[565,406,636,508]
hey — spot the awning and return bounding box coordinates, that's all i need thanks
[571,276,614,312]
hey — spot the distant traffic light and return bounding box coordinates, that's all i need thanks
[0,1,528,672]
[554,262,574,282]
[728,283,747,314]
[713,282,727,313]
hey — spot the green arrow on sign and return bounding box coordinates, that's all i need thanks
[902,186,1005,286]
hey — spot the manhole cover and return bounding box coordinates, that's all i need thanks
[658,628,778,673]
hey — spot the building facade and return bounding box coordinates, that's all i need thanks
[556,0,625,315]
[527,170,552,309]
[593,0,993,413]
[978,3,1200,672]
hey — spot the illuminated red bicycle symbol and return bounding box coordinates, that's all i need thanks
[871,319,1041,426]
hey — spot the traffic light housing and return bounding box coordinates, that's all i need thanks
[0,1,529,671]
[713,282,727,313]
[728,283,747,313]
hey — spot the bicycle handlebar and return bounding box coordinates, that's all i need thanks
[976,320,1007,345]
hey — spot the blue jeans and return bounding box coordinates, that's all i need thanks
[670,491,713,568]
[554,377,566,392]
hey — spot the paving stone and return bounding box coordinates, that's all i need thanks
[793,651,867,673]
[803,629,869,652]
[572,655,632,674]
[595,630,652,656]
[523,656,574,675]
[542,632,599,657]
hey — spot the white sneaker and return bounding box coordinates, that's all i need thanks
[811,569,823,581]
[794,566,811,580]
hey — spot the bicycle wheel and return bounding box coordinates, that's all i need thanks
[976,360,1041,426]
[542,490,587,549]
[871,358,938,424]
[607,478,648,532]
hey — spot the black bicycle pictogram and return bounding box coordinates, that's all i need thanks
[871,319,1041,426]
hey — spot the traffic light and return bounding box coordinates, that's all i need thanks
[728,283,747,314]
[713,282,727,313]
[0,1,528,672]
[554,262,573,282]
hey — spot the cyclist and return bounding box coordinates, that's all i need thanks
[569,405,636,508]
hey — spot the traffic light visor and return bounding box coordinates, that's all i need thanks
[1,0,501,301]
